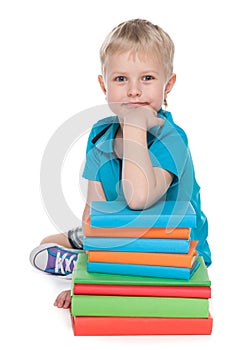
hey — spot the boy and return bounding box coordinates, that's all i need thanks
[30,19,211,309]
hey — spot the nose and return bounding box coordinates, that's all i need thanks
[127,81,142,97]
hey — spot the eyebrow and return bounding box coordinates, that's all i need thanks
[110,70,160,76]
[110,72,128,76]
[140,70,160,75]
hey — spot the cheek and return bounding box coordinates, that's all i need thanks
[105,89,121,114]
[148,88,164,100]
[148,90,165,110]
[106,87,123,102]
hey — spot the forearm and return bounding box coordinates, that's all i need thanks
[122,124,159,209]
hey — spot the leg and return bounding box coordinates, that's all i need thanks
[40,227,83,249]
[40,232,72,248]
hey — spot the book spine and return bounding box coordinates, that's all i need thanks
[88,249,197,268]
[83,237,190,253]
[73,284,212,298]
[84,223,191,239]
[90,214,196,228]
[72,315,213,335]
[87,261,198,280]
[71,295,209,318]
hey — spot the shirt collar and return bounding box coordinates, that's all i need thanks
[93,116,120,153]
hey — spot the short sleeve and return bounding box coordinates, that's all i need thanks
[82,147,101,181]
[82,126,101,181]
[148,118,189,186]
[81,117,114,181]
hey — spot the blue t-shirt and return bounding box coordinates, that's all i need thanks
[82,110,212,266]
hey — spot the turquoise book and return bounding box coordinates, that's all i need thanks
[83,237,190,253]
[86,260,200,280]
[90,200,196,228]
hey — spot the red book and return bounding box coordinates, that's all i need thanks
[71,314,213,336]
[73,284,211,298]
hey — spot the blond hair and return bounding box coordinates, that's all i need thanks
[100,19,175,81]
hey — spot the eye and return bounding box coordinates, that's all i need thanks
[114,76,127,82]
[142,75,154,81]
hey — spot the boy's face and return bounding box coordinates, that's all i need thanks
[98,51,175,116]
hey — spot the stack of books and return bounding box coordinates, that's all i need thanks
[70,200,213,336]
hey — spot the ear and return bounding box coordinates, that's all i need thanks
[98,75,107,94]
[164,73,176,98]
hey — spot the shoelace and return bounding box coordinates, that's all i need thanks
[55,251,77,274]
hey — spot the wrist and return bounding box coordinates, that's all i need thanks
[123,123,147,144]
[123,114,147,130]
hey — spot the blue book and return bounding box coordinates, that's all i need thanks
[90,200,196,228]
[87,261,200,280]
[84,237,190,253]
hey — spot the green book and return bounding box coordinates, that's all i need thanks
[71,294,209,318]
[72,253,211,288]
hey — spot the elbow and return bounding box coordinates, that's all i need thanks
[126,191,165,211]
[123,182,164,210]
[126,196,150,211]
[127,201,145,211]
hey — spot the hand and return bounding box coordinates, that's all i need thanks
[54,289,71,309]
[120,105,164,131]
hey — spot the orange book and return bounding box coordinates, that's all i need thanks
[88,240,198,268]
[84,217,190,239]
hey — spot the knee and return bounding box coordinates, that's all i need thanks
[40,235,54,245]
[40,233,71,248]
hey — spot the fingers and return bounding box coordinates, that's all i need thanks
[54,290,71,309]
[121,104,165,130]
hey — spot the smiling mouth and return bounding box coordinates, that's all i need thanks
[123,102,149,108]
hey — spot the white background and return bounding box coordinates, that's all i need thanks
[1,0,233,348]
